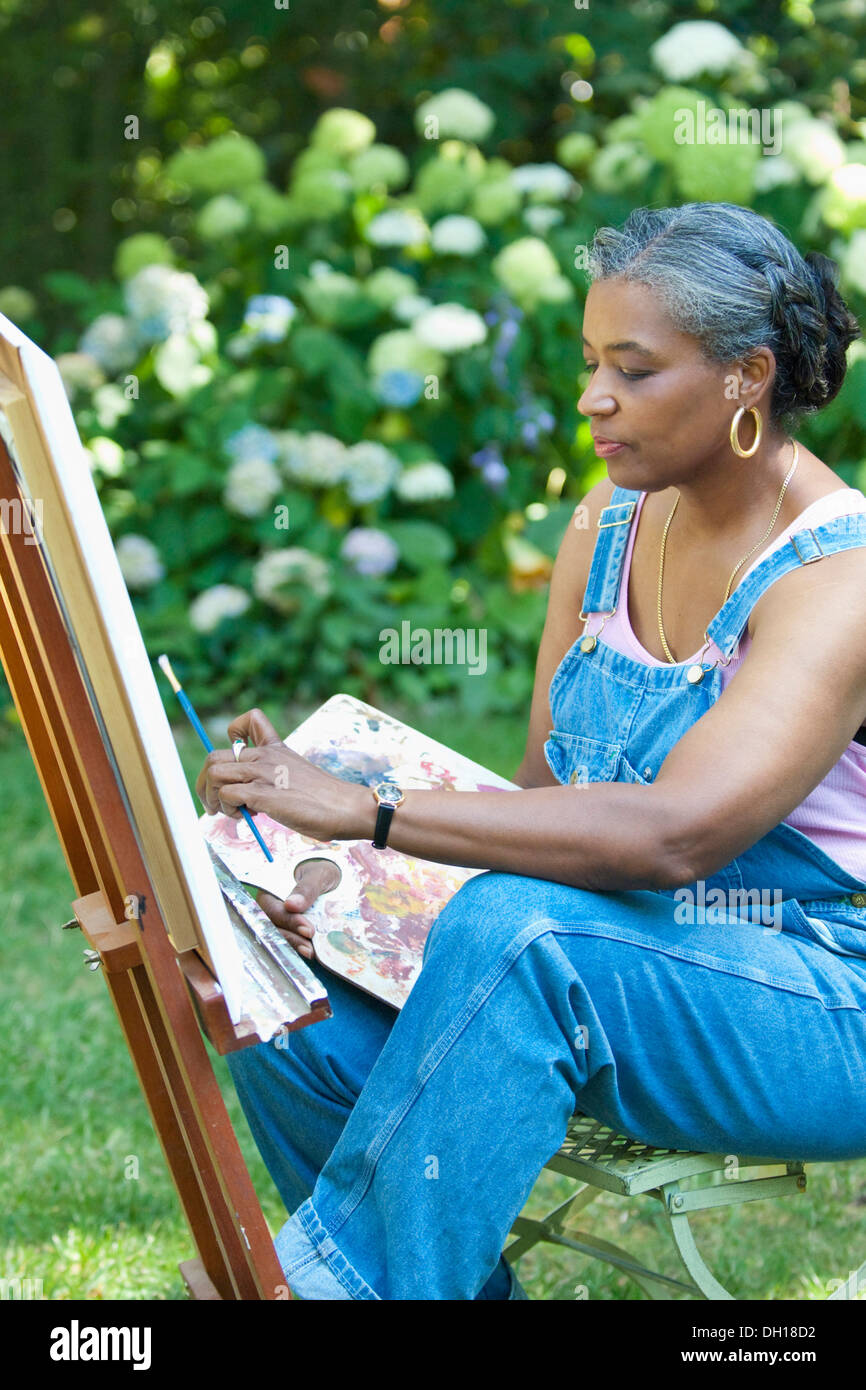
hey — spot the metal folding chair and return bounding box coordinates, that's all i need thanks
[507,1112,866,1300]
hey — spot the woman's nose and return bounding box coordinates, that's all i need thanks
[577,380,615,417]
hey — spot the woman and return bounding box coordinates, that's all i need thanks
[196,203,866,1301]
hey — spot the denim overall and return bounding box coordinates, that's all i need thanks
[226,486,866,1300]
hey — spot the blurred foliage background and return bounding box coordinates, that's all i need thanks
[1,0,866,721]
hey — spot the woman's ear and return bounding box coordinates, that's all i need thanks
[738,346,776,411]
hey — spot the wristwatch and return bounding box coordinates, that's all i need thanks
[371,781,405,849]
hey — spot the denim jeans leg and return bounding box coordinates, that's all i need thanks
[270,873,607,1299]
[266,870,866,1298]
[226,955,526,1300]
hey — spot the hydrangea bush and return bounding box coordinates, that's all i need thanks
[30,37,866,716]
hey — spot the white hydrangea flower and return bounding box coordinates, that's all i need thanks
[650,21,746,81]
[226,424,280,463]
[93,382,134,430]
[281,431,348,487]
[841,230,866,295]
[589,142,653,195]
[196,194,249,241]
[86,435,126,477]
[364,208,430,247]
[395,461,455,502]
[55,352,105,398]
[414,88,496,143]
[224,456,283,517]
[340,527,400,576]
[310,107,376,157]
[343,441,400,504]
[154,333,213,397]
[78,314,142,373]
[115,534,165,590]
[536,276,574,305]
[367,329,445,379]
[272,429,306,478]
[350,144,410,192]
[365,267,419,309]
[523,206,565,235]
[752,154,801,193]
[391,293,433,323]
[430,215,487,256]
[242,294,297,342]
[413,302,488,353]
[253,548,331,612]
[821,162,866,233]
[189,584,251,633]
[124,265,210,341]
[783,118,847,185]
[510,163,576,202]
[492,236,571,309]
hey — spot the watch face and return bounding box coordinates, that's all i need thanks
[374,781,402,806]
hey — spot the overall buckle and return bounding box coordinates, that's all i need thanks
[597,500,636,529]
[791,528,824,565]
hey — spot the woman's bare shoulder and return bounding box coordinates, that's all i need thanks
[552,475,618,589]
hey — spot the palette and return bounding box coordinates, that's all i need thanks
[200,693,518,1009]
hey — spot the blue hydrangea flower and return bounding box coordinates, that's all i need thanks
[470,444,510,490]
[242,294,297,343]
[481,458,509,490]
[470,444,504,470]
[340,527,400,576]
[516,398,557,448]
[375,369,425,408]
[124,265,209,342]
[224,424,281,464]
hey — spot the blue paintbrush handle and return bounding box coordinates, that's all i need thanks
[176,690,274,863]
[177,690,214,752]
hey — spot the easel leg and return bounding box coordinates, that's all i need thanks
[76,894,287,1300]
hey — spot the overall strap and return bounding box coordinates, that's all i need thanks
[707,513,866,660]
[579,486,642,615]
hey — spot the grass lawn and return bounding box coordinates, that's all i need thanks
[1,696,864,1301]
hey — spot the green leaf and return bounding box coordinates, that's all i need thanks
[522,499,575,557]
[452,351,488,399]
[185,506,233,560]
[165,450,216,498]
[378,520,455,570]
[289,326,346,376]
[44,272,104,305]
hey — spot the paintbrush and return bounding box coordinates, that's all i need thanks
[158,653,274,863]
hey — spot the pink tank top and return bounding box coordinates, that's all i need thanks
[597,486,866,882]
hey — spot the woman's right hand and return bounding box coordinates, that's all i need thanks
[256,857,342,961]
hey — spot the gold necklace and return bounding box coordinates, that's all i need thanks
[656,441,800,666]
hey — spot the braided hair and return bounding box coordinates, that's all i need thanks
[587,203,861,426]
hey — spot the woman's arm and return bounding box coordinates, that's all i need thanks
[195,472,680,891]
[347,545,866,889]
[198,521,866,896]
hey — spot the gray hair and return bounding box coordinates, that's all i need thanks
[587,203,860,426]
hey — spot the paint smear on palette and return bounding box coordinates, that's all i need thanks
[306,841,480,1010]
[200,692,518,1009]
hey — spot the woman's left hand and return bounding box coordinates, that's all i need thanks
[195,707,371,842]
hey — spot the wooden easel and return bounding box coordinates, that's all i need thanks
[0,392,329,1300]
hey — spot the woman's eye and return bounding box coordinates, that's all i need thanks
[582,363,650,380]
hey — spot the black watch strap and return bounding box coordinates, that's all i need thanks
[373,801,396,850]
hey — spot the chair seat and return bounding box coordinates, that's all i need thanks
[507,1112,813,1299]
[548,1112,785,1198]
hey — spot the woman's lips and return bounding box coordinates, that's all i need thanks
[593,439,629,457]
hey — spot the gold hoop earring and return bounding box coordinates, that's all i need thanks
[730,405,762,458]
